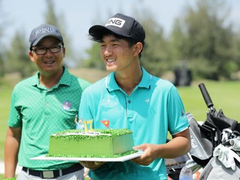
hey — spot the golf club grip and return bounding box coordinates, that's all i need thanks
[198,83,214,108]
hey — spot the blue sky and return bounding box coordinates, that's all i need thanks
[1,0,240,57]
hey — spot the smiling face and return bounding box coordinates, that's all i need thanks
[29,36,65,76]
[100,35,139,73]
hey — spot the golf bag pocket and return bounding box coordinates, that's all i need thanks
[200,156,240,180]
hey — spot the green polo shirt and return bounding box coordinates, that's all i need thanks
[8,67,90,170]
[79,67,189,180]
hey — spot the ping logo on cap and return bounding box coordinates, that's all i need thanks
[105,18,125,28]
[34,27,60,37]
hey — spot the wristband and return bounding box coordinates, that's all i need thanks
[3,178,16,180]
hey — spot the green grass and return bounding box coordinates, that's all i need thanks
[178,80,240,122]
[0,86,13,178]
[0,86,13,162]
[1,72,240,177]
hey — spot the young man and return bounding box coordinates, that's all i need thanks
[4,24,90,180]
[78,13,191,180]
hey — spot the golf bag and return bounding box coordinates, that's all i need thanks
[166,83,240,180]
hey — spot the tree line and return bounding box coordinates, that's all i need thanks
[0,0,240,86]
[82,0,240,81]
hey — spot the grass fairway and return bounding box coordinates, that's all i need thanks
[0,86,13,162]
[178,80,240,122]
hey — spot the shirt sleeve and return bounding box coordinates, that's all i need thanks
[8,88,22,127]
[167,86,189,135]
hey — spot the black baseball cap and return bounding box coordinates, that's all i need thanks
[89,13,145,44]
[29,24,64,49]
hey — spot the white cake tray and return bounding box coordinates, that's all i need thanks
[31,151,143,162]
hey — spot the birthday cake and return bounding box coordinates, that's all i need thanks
[48,129,136,158]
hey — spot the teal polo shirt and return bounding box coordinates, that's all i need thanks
[79,67,189,180]
[8,67,90,170]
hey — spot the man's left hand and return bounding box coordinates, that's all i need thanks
[131,144,160,166]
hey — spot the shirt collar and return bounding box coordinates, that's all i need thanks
[105,67,152,92]
[31,66,71,88]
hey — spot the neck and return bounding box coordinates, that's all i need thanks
[115,66,142,95]
[39,67,64,89]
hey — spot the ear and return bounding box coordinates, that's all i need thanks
[28,51,35,62]
[62,47,66,58]
[133,42,143,57]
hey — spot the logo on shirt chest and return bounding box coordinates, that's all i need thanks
[62,101,72,110]
[145,98,150,103]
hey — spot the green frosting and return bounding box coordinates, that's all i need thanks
[48,129,135,157]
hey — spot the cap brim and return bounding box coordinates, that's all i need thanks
[89,25,131,38]
[89,25,109,36]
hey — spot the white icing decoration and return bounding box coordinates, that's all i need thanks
[52,131,111,137]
